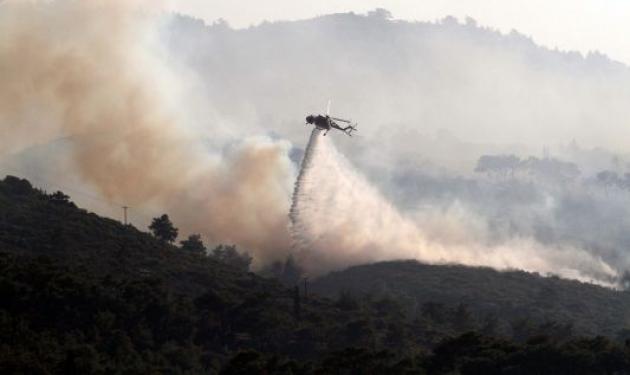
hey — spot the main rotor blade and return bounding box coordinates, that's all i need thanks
[330,116,351,123]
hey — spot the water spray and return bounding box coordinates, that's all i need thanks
[288,126,619,286]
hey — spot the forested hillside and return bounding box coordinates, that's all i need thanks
[1,175,630,374]
[312,261,630,337]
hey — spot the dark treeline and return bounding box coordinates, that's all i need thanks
[148,213,253,272]
[3,253,630,374]
[311,261,630,339]
[1,175,630,374]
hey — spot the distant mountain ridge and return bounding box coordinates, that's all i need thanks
[163,10,630,155]
[201,11,627,71]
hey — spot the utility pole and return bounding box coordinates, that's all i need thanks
[122,206,129,225]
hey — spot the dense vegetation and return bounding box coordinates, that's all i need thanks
[1,175,630,374]
[312,261,630,338]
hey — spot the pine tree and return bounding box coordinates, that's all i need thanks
[293,286,301,321]
[452,303,474,332]
[180,234,206,254]
[149,214,178,243]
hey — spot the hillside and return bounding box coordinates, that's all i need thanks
[2,175,630,374]
[0,175,409,372]
[312,261,630,337]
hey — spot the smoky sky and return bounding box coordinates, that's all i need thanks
[0,1,295,267]
[3,3,630,285]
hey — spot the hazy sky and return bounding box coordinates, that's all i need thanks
[162,0,629,65]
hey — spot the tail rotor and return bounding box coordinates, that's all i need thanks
[345,122,358,136]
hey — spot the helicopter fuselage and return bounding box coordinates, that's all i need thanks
[307,114,331,131]
[305,111,357,136]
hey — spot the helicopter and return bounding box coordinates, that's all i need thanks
[305,101,357,136]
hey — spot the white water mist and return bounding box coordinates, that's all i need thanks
[289,129,619,286]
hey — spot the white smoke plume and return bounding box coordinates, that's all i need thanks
[290,128,618,285]
[0,0,294,266]
[2,3,628,285]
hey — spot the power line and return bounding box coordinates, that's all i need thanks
[0,162,156,226]
[122,206,129,225]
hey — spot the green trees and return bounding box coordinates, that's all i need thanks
[452,303,474,332]
[149,214,178,243]
[49,191,74,206]
[267,255,304,286]
[148,214,253,271]
[293,286,301,320]
[209,245,252,272]
[2,175,33,195]
[422,302,447,324]
[180,234,206,254]
[3,176,630,374]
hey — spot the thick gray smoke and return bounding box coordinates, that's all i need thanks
[0,0,294,266]
[4,4,630,285]
[290,128,617,285]
[160,12,630,286]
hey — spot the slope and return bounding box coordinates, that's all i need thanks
[2,175,630,374]
[0,175,412,372]
[311,260,630,337]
